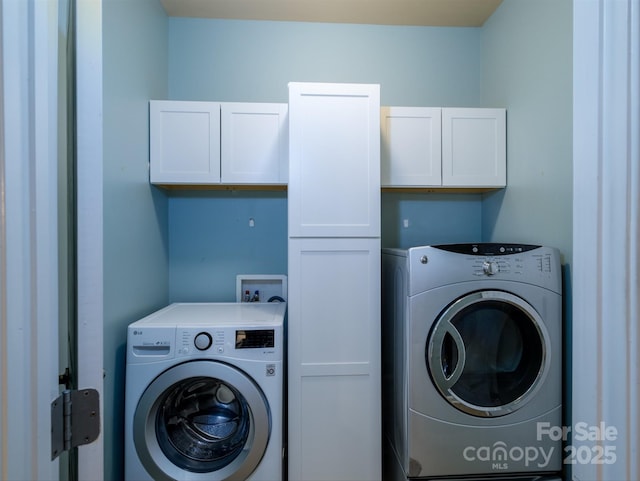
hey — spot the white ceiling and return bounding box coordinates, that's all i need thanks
[160,0,504,27]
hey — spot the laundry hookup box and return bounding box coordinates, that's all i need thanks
[236,275,287,303]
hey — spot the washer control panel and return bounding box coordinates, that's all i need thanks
[468,250,555,278]
[434,243,540,256]
[127,303,285,364]
[402,243,562,295]
[175,326,282,361]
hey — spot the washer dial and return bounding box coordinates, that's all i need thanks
[194,332,213,351]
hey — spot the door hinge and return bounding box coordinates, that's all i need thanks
[51,389,100,460]
[58,367,71,389]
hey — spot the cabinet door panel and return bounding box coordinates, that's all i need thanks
[442,108,506,187]
[381,107,442,186]
[220,103,288,184]
[288,82,380,237]
[287,237,381,481]
[298,375,379,481]
[149,100,220,184]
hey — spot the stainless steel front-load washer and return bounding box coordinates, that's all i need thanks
[124,302,285,481]
[382,244,563,480]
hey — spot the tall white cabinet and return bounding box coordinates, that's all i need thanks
[288,82,381,481]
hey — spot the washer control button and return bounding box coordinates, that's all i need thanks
[194,332,213,351]
[483,261,499,276]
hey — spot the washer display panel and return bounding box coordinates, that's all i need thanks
[427,290,549,417]
[134,361,270,481]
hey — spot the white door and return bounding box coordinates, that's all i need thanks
[0,0,61,478]
[0,0,104,479]
[150,100,221,185]
[288,82,381,238]
[287,237,381,481]
[441,108,506,187]
[380,106,442,187]
[221,102,288,184]
[75,0,105,478]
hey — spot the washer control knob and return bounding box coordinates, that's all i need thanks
[420,255,428,264]
[194,332,212,351]
[483,261,499,276]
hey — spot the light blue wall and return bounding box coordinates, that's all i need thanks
[102,0,169,479]
[479,0,573,264]
[382,193,482,248]
[168,19,482,106]
[169,191,288,301]
[479,4,573,470]
[166,20,486,301]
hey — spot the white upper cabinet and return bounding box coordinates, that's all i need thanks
[381,106,442,186]
[442,108,506,187]
[150,100,221,184]
[381,106,506,189]
[221,102,288,184]
[288,82,381,237]
[149,100,288,186]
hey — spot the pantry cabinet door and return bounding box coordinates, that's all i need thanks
[442,108,506,187]
[149,100,221,184]
[287,237,381,481]
[381,106,442,186]
[220,103,288,184]
[288,82,380,237]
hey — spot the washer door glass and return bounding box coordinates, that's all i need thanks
[134,360,270,481]
[427,290,549,417]
[156,377,250,472]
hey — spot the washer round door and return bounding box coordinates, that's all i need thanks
[134,360,270,481]
[427,290,550,417]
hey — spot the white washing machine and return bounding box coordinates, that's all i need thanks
[382,244,563,480]
[124,302,285,481]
